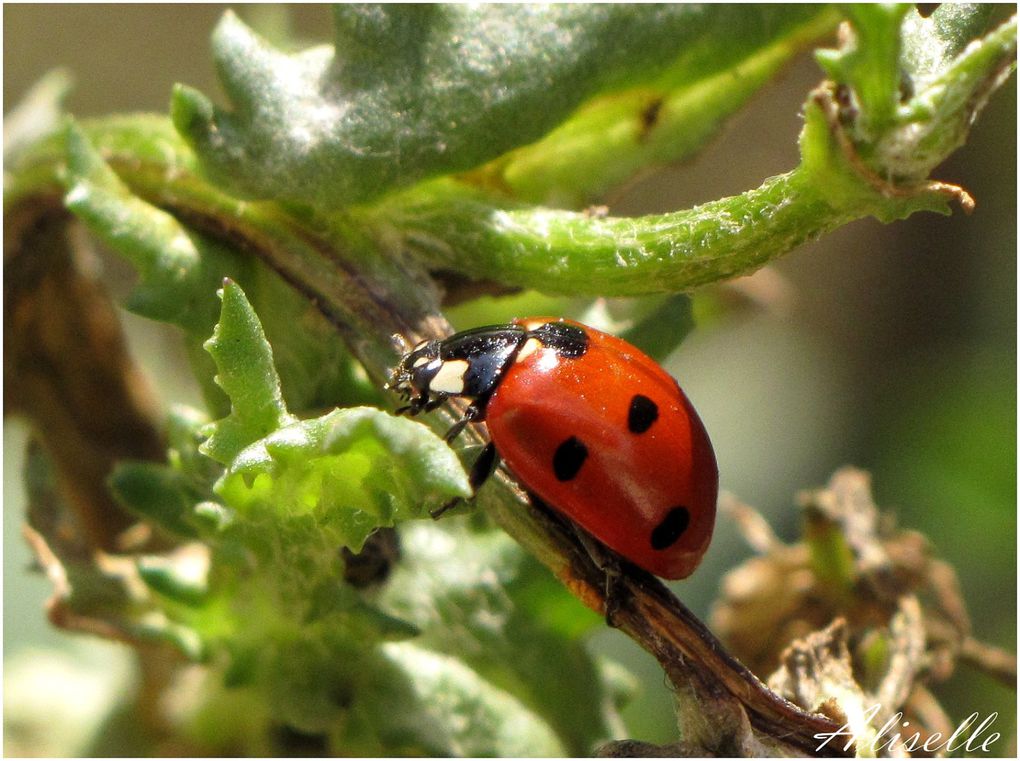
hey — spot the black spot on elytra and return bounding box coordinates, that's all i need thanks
[553,436,588,481]
[628,394,659,434]
[650,506,690,550]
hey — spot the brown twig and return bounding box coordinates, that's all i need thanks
[717,468,1015,755]
[507,497,850,756]
[959,636,1018,689]
[874,596,926,724]
[905,685,957,755]
[720,490,784,555]
[21,523,140,644]
[4,200,167,552]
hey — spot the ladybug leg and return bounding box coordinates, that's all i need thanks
[466,441,499,491]
[527,494,628,627]
[429,442,499,520]
[442,400,485,443]
[395,392,448,418]
[423,394,450,413]
[603,563,624,627]
[569,525,626,627]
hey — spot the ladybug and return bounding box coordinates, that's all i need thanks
[388,317,718,580]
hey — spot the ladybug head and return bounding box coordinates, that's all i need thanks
[387,339,444,405]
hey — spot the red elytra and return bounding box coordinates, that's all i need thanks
[485,318,718,579]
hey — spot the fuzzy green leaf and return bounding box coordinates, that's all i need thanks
[137,553,209,608]
[5,112,199,211]
[109,462,203,540]
[879,11,1017,180]
[373,7,1014,296]
[900,4,1001,81]
[371,642,567,756]
[216,407,470,552]
[241,264,387,415]
[379,520,612,755]
[493,7,838,205]
[63,121,247,335]
[174,5,830,208]
[371,161,947,297]
[47,117,386,416]
[200,280,296,465]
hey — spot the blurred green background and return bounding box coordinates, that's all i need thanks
[4,4,1015,755]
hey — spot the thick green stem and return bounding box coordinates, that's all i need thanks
[374,169,847,296]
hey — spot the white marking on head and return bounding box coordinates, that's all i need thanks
[515,337,543,363]
[412,355,431,368]
[430,359,470,395]
[522,319,550,331]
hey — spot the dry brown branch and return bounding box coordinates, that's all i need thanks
[519,499,849,756]
[4,201,166,552]
[713,467,1015,756]
[767,619,867,728]
[959,636,1018,688]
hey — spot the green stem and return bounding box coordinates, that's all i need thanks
[369,116,946,298]
[382,170,816,295]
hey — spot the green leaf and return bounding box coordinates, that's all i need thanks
[306,579,419,639]
[134,616,206,661]
[620,294,695,362]
[372,163,944,297]
[174,6,830,208]
[200,280,296,465]
[375,8,1016,298]
[242,263,387,414]
[374,642,567,756]
[63,121,247,335]
[803,513,856,598]
[379,520,614,755]
[192,500,235,534]
[109,462,203,540]
[216,407,470,552]
[138,552,210,607]
[881,11,1017,179]
[5,112,198,214]
[900,4,1001,82]
[165,405,223,492]
[493,7,838,205]
[59,117,378,417]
